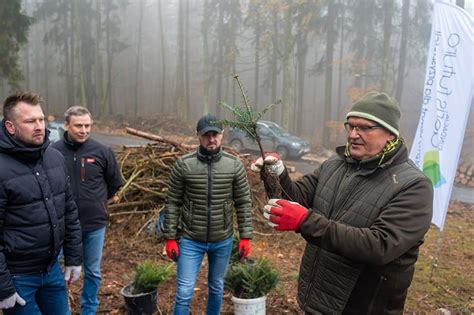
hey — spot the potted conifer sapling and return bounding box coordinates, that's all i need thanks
[225,257,279,314]
[120,259,173,315]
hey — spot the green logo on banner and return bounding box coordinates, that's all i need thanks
[422,150,445,188]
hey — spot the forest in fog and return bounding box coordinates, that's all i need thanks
[1,0,473,148]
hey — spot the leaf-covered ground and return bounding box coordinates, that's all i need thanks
[67,198,473,314]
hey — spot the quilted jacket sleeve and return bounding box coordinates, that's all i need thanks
[0,183,16,300]
[233,159,253,239]
[164,158,186,240]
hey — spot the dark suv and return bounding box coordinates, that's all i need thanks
[227,120,310,159]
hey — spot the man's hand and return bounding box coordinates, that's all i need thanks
[263,199,309,231]
[64,265,82,285]
[165,239,179,262]
[250,152,285,176]
[0,293,26,309]
[237,238,251,259]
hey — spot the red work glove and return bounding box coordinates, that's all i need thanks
[165,239,179,261]
[264,199,309,231]
[238,238,251,259]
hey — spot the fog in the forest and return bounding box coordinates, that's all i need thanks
[1,0,473,159]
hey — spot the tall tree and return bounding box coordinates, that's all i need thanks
[201,0,212,114]
[104,0,127,115]
[174,0,186,119]
[0,1,33,87]
[280,0,295,131]
[322,0,337,147]
[395,0,410,102]
[95,0,105,117]
[133,0,144,117]
[245,0,265,110]
[157,0,166,112]
[381,0,394,91]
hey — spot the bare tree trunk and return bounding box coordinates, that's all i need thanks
[395,0,410,103]
[157,0,166,112]
[337,0,345,119]
[295,36,307,136]
[270,7,278,122]
[281,2,293,131]
[253,4,261,110]
[73,0,87,108]
[42,7,49,106]
[134,0,144,117]
[95,0,105,117]
[71,2,75,107]
[322,0,336,147]
[381,0,394,91]
[184,0,190,119]
[174,0,186,119]
[215,3,224,117]
[201,0,210,114]
[105,0,112,114]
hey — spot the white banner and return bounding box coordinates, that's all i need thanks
[409,1,474,230]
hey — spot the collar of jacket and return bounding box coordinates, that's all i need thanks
[0,120,50,162]
[62,131,86,150]
[335,140,406,171]
[197,145,223,162]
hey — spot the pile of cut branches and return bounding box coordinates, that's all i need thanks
[111,141,191,215]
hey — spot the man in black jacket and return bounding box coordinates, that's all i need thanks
[0,91,83,314]
[52,106,123,315]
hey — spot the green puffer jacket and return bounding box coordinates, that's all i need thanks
[275,143,433,314]
[164,147,252,242]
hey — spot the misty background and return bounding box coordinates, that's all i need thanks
[1,0,473,159]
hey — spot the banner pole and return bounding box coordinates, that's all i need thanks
[429,227,444,282]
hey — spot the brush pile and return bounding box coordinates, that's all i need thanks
[109,129,269,234]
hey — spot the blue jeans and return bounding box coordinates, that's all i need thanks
[173,236,233,315]
[4,260,70,315]
[81,226,106,315]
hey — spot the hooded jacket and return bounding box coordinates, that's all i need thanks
[275,143,433,314]
[52,133,123,232]
[0,122,82,300]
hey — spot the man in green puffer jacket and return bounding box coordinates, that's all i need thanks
[252,92,433,314]
[164,114,252,315]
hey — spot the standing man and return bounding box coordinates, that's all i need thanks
[252,92,433,314]
[164,114,253,315]
[52,106,123,315]
[0,91,82,314]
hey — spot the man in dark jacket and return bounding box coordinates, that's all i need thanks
[0,91,82,314]
[52,106,123,315]
[252,92,433,314]
[164,114,253,315]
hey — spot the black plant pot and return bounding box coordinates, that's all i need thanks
[120,283,158,315]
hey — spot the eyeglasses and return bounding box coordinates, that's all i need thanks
[344,122,382,133]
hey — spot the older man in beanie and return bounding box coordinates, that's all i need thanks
[252,92,433,314]
[164,114,253,315]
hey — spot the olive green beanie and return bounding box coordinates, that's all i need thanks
[346,91,400,137]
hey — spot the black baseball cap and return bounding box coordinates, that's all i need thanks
[196,114,223,135]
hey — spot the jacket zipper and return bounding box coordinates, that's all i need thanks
[80,157,86,181]
[206,158,212,242]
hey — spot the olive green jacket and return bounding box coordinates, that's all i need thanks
[272,143,432,314]
[164,147,252,242]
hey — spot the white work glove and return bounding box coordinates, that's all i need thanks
[0,293,26,309]
[64,265,82,284]
[250,152,285,176]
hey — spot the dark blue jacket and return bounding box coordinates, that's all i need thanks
[0,122,82,300]
[52,134,123,232]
